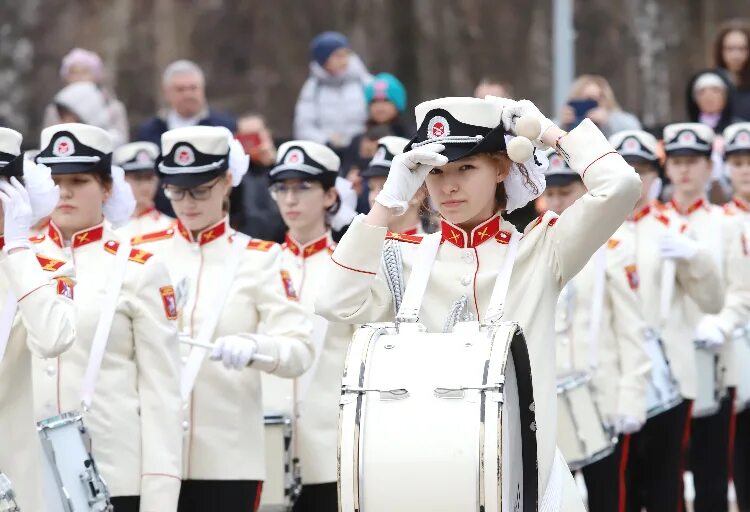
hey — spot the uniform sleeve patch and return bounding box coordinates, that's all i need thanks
[55,277,74,299]
[624,264,639,291]
[36,255,66,272]
[247,239,277,252]
[280,270,298,301]
[159,286,178,320]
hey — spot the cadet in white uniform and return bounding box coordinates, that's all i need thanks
[114,142,174,239]
[316,96,642,510]
[131,126,314,512]
[609,129,725,512]
[0,128,76,512]
[265,140,358,511]
[542,148,650,511]
[30,123,183,512]
[362,136,427,235]
[723,122,750,511]
[661,123,750,512]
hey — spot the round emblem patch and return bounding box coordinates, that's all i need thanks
[136,150,152,164]
[427,116,450,139]
[549,155,563,171]
[174,145,195,166]
[737,131,750,145]
[52,136,75,157]
[284,148,305,165]
[623,137,640,152]
[678,131,696,146]
[373,147,387,162]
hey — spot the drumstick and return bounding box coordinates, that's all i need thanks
[179,335,275,365]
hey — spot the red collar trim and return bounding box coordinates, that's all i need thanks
[176,218,228,246]
[403,226,420,236]
[441,214,504,249]
[48,222,104,249]
[669,198,708,215]
[284,232,330,258]
[733,198,749,212]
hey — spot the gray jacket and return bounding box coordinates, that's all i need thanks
[293,54,372,147]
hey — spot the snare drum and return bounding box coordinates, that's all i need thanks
[260,374,301,511]
[556,372,616,471]
[338,321,537,512]
[693,341,725,418]
[734,324,750,412]
[37,411,112,512]
[0,473,19,512]
[643,330,682,418]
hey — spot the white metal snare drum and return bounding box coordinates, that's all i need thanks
[0,473,19,512]
[693,341,725,418]
[734,324,750,412]
[338,321,537,512]
[556,371,616,471]
[259,415,301,512]
[643,329,682,418]
[37,411,112,512]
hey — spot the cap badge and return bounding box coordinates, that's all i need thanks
[737,131,750,145]
[136,150,152,163]
[174,145,195,166]
[373,147,387,162]
[427,116,450,139]
[678,131,696,146]
[52,136,75,157]
[550,155,563,170]
[623,138,640,152]
[284,148,304,165]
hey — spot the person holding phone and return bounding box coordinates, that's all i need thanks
[559,75,641,137]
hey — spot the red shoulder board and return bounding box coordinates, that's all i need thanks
[607,239,620,250]
[103,241,154,264]
[247,239,277,252]
[30,233,46,244]
[385,232,423,244]
[131,228,175,245]
[36,255,66,272]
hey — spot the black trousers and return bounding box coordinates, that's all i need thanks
[177,480,263,512]
[735,408,750,511]
[625,399,692,512]
[110,496,140,512]
[581,434,630,512]
[689,391,733,512]
[292,482,338,512]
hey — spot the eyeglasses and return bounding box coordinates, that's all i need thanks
[269,181,320,199]
[164,179,222,201]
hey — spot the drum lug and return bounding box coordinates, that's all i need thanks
[341,385,410,402]
[433,383,504,401]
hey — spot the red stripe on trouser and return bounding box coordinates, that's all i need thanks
[253,481,264,512]
[729,388,738,480]
[618,434,631,512]
[678,401,694,512]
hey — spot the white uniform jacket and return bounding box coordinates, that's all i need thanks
[31,222,183,510]
[555,225,651,423]
[315,119,642,504]
[132,217,314,481]
[0,243,75,512]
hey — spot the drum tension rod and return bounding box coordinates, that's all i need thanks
[341,385,410,401]
[434,382,505,401]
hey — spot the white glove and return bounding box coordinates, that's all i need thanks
[494,98,555,149]
[658,231,699,261]
[0,177,33,252]
[210,335,258,370]
[22,160,60,223]
[694,317,725,351]
[329,177,358,231]
[611,415,643,435]
[375,143,447,215]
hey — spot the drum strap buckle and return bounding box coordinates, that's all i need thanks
[341,386,410,403]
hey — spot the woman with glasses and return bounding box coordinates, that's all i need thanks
[29,123,182,512]
[132,126,314,512]
[266,140,357,511]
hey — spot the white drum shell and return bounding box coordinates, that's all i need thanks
[259,415,297,511]
[693,347,724,418]
[643,334,682,418]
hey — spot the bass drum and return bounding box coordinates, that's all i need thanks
[338,321,537,512]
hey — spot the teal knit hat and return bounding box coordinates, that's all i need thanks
[365,73,407,112]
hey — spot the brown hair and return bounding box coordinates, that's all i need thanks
[714,20,750,88]
[91,170,113,190]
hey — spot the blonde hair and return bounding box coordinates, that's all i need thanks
[567,74,622,112]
